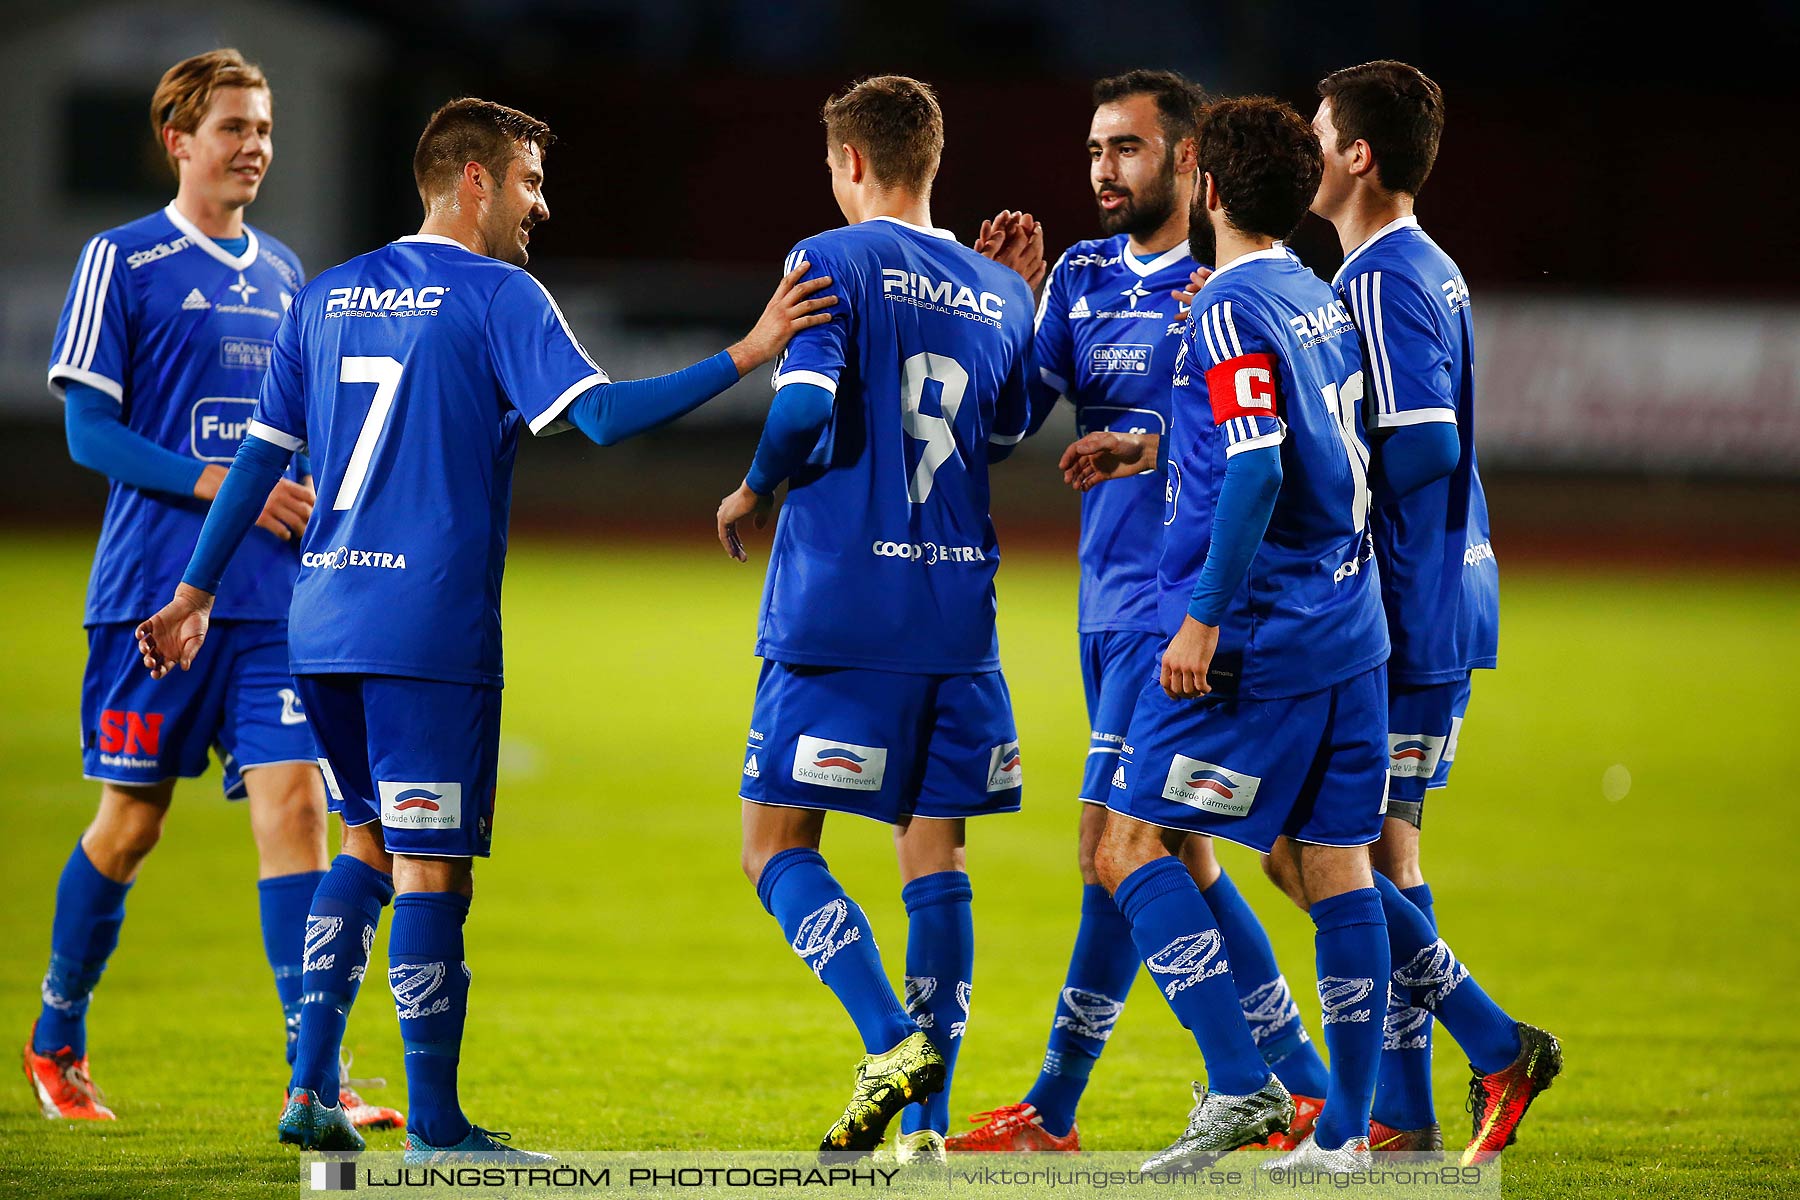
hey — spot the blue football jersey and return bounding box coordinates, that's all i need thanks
[1035,237,1198,634]
[756,217,1035,674]
[1335,217,1498,684]
[1162,247,1389,699]
[249,234,608,686]
[47,204,305,624]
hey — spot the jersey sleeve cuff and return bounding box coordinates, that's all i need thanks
[531,370,610,436]
[246,419,306,452]
[1223,429,1284,457]
[1038,366,1070,393]
[1372,407,1456,429]
[47,365,122,403]
[771,368,839,395]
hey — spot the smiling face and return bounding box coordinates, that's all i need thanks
[1088,93,1181,239]
[169,86,272,212]
[478,140,548,267]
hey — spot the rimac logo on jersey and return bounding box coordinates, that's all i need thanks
[1441,275,1472,311]
[1145,930,1228,997]
[1161,755,1259,816]
[793,735,887,792]
[324,285,449,315]
[1090,343,1153,374]
[1204,353,1279,425]
[378,781,463,829]
[986,741,1023,792]
[1387,732,1448,779]
[880,269,1006,325]
[190,398,256,462]
[1286,299,1354,347]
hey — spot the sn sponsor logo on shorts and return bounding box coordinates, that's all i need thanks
[792,898,861,978]
[792,734,888,792]
[1145,930,1228,998]
[95,708,162,769]
[1318,975,1377,1025]
[378,780,463,830]
[1387,732,1447,779]
[1161,755,1260,817]
[986,741,1022,792]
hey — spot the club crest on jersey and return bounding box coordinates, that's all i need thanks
[1145,930,1228,997]
[1054,986,1125,1041]
[986,741,1023,792]
[324,285,449,314]
[1318,975,1376,1024]
[189,398,256,462]
[1387,732,1447,779]
[793,735,887,792]
[792,898,861,978]
[378,781,462,829]
[880,269,1005,324]
[1161,755,1259,816]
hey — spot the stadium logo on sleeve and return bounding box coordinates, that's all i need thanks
[1318,975,1376,1024]
[1145,930,1228,997]
[1387,732,1448,779]
[986,741,1023,792]
[190,398,257,462]
[378,781,462,829]
[793,735,887,791]
[1161,755,1259,816]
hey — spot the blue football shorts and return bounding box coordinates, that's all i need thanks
[80,619,315,799]
[296,674,500,858]
[1109,664,1388,853]
[1078,629,1163,805]
[740,660,1021,824]
[1385,671,1475,824]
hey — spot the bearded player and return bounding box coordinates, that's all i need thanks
[949,71,1332,1155]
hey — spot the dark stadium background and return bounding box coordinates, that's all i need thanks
[2,0,1796,560]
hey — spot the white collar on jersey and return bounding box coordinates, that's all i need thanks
[395,233,475,251]
[1201,244,1289,289]
[1120,240,1191,277]
[867,214,956,240]
[1332,214,1421,282]
[163,202,259,271]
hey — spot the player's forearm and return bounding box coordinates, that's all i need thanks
[745,382,834,495]
[566,351,738,447]
[1377,421,1459,497]
[181,434,291,594]
[1024,374,1063,438]
[64,383,208,499]
[1187,445,1282,625]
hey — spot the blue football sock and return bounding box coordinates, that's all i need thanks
[1373,872,1520,1076]
[259,869,325,1067]
[1309,887,1388,1150]
[1022,883,1138,1137]
[292,856,393,1105]
[757,848,916,1053]
[1201,869,1331,1099]
[1374,881,1438,1129]
[34,843,131,1057]
[898,871,974,1136]
[1114,857,1268,1097]
[389,891,472,1147]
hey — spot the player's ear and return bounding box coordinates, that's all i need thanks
[1174,136,1199,176]
[163,124,187,164]
[464,159,488,198]
[1203,172,1220,212]
[843,143,865,186]
[1352,139,1376,180]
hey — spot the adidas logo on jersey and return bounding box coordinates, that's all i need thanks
[182,289,211,311]
[1068,296,1092,319]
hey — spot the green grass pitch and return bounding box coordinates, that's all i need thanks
[0,533,1796,1197]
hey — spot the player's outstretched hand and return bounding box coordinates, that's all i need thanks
[136,583,216,679]
[1171,265,1212,313]
[258,477,315,542]
[728,261,838,375]
[717,480,773,563]
[976,210,1047,292]
[1161,615,1218,699]
[1058,431,1161,492]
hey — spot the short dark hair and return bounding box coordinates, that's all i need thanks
[1194,97,1323,241]
[413,97,554,203]
[821,75,944,193]
[1092,69,1209,149]
[1316,60,1444,196]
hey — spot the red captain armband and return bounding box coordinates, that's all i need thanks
[1204,353,1280,425]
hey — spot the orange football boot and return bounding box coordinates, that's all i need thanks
[944,1103,1080,1152]
[1463,1023,1562,1164]
[1241,1093,1321,1151]
[23,1028,115,1120]
[1368,1118,1444,1151]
